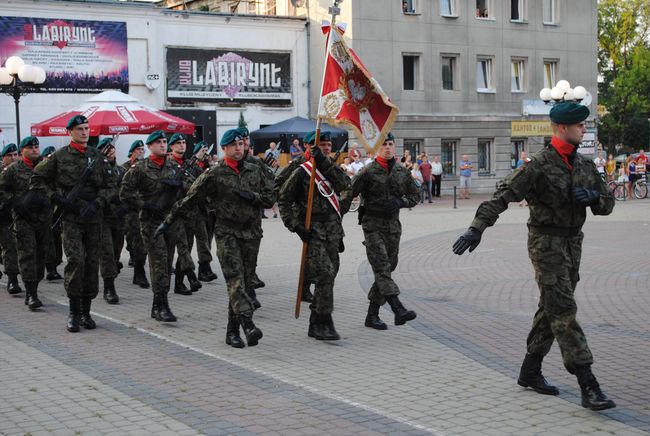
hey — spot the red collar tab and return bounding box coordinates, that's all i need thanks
[224,157,240,175]
[172,154,184,166]
[375,156,390,172]
[69,141,87,153]
[22,156,35,169]
[551,136,575,169]
[304,149,311,161]
[198,161,206,169]
[149,155,165,167]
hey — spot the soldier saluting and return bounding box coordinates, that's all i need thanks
[452,102,616,411]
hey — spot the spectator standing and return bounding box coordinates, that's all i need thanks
[419,154,433,203]
[431,155,443,197]
[348,142,362,162]
[264,141,280,163]
[593,151,606,180]
[627,155,637,199]
[410,163,425,203]
[459,155,473,199]
[606,154,617,182]
[289,138,303,161]
[348,155,365,176]
[635,149,647,180]
[364,151,375,166]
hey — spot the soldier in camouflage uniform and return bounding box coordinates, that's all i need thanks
[30,115,115,332]
[351,132,419,330]
[120,130,187,322]
[158,129,275,348]
[453,102,616,411]
[278,131,352,341]
[0,136,50,310]
[97,138,128,304]
[0,144,21,293]
[41,146,63,281]
[121,140,150,289]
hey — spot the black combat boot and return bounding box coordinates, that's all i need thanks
[103,278,119,304]
[186,270,202,292]
[365,302,387,330]
[251,273,265,289]
[24,281,43,310]
[7,274,22,294]
[151,294,161,319]
[132,262,150,289]
[517,353,559,395]
[308,310,317,338]
[80,298,96,329]
[386,295,416,325]
[45,263,63,281]
[156,293,177,322]
[225,308,245,349]
[314,314,340,341]
[247,288,261,309]
[197,262,218,282]
[173,272,192,295]
[239,314,263,346]
[128,256,134,267]
[67,298,81,332]
[301,283,314,303]
[575,366,616,411]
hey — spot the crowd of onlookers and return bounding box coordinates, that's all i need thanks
[594,149,647,199]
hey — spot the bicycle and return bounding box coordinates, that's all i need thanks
[607,179,627,201]
[633,174,647,199]
[349,195,361,212]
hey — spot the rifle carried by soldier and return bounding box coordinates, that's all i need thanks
[333,140,349,163]
[152,148,208,216]
[51,155,99,229]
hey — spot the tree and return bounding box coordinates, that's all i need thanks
[238,111,247,129]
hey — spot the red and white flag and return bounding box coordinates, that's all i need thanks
[318,22,399,152]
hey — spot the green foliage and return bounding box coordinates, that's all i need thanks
[238,111,247,128]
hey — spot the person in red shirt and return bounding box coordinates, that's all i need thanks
[419,154,434,203]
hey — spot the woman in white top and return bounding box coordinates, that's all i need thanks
[411,163,424,204]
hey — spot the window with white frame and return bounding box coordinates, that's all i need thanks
[476,57,495,92]
[476,0,493,18]
[265,0,277,15]
[440,0,457,16]
[511,0,526,21]
[441,55,458,90]
[404,140,421,158]
[441,140,457,176]
[543,60,558,89]
[402,0,416,14]
[511,58,526,92]
[403,54,420,90]
[543,0,558,24]
[477,139,492,174]
[511,139,525,169]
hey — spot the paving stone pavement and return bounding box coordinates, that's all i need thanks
[0,194,648,435]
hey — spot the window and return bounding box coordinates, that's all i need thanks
[265,0,276,15]
[476,57,495,92]
[402,0,416,14]
[511,58,526,92]
[477,139,492,174]
[543,60,558,89]
[511,0,526,21]
[440,0,457,16]
[404,140,421,158]
[476,0,492,18]
[441,140,457,176]
[403,54,419,90]
[543,0,557,24]
[511,139,525,169]
[441,55,457,90]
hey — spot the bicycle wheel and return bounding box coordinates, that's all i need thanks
[607,181,618,194]
[614,184,627,201]
[633,182,648,199]
[349,196,361,212]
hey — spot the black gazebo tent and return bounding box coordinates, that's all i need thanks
[250,116,348,154]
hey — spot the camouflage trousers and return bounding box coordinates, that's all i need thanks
[13,217,50,283]
[46,222,63,267]
[363,228,401,305]
[215,234,257,317]
[526,232,593,373]
[100,220,125,280]
[125,211,146,264]
[190,212,212,263]
[62,220,102,299]
[305,236,341,315]
[0,223,18,275]
[140,217,170,295]
[165,220,194,274]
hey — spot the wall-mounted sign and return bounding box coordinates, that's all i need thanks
[166,47,291,105]
[145,71,161,90]
[511,120,553,137]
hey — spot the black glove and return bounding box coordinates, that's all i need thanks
[110,194,122,205]
[79,200,100,220]
[115,203,130,219]
[161,178,182,188]
[142,202,164,218]
[52,193,78,213]
[154,222,169,239]
[12,198,30,218]
[294,224,312,242]
[233,190,256,202]
[573,187,600,206]
[452,227,483,255]
[383,197,404,214]
[310,144,327,167]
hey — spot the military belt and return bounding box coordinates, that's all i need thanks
[528,224,581,237]
[217,218,253,230]
[299,212,340,223]
[363,209,399,220]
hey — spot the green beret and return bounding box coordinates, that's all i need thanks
[220,129,243,147]
[193,140,207,154]
[303,131,332,145]
[128,140,144,157]
[236,127,249,138]
[1,143,18,157]
[384,132,395,142]
[41,146,56,157]
[66,115,89,130]
[19,136,39,150]
[97,138,114,151]
[168,133,185,145]
[146,130,166,145]
[549,102,590,125]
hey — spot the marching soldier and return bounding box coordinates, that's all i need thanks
[121,140,150,289]
[351,132,419,330]
[0,143,21,294]
[30,115,115,332]
[157,129,275,347]
[97,138,128,304]
[452,102,616,411]
[278,131,352,341]
[41,146,63,281]
[0,136,50,310]
[120,130,186,322]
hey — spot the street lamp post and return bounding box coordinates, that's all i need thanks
[0,56,47,143]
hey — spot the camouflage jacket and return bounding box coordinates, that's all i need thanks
[274,156,305,195]
[119,157,190,220]
[103,160,127,223]
[278,157,352,239]
[29,144,115,224]
[470,143,614,233]
[0,159,51,223]
[351,159,420,233]
[166,159,276,240]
